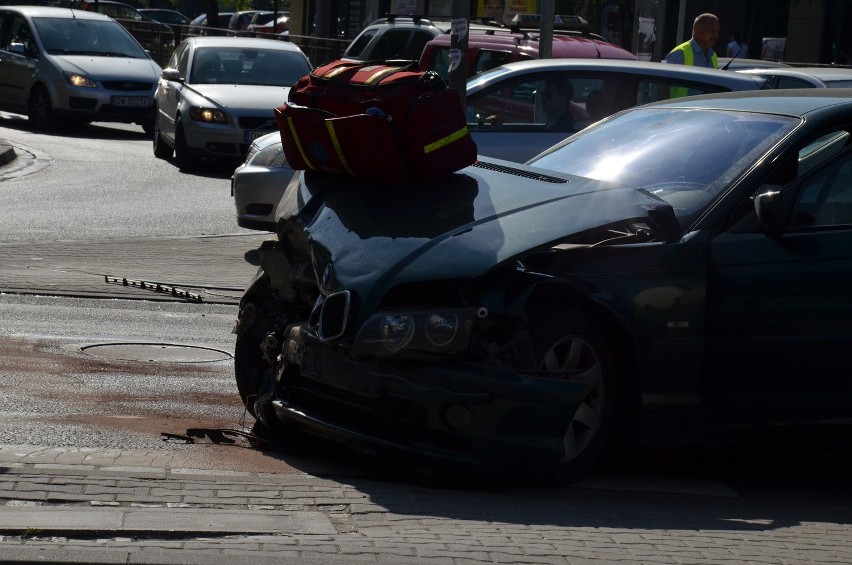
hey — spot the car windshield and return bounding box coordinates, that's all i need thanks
[33,17,147,58]
[190,47,310,86]
[530,108,799,226]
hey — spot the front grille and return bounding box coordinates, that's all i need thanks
[204,142,240,155]
[103,81,154,91]
[69,97,97,110]
[239,116,276,130]
[319,290,350,341]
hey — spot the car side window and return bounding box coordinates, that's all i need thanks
[639,79,728,104]
[1,15,37,58]
[789,145,852,229]
[409,30,433,61]
[176,44,189,77]
[466,77,541,129]
[775,76,817,89]
[729,129,852,232]
[471,50,512,76]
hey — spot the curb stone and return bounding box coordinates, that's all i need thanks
[0,141,15,167]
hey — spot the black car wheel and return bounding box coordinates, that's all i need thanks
[152,116,172,160]
[173,116,194,169]
[28,85,54,131]
[532,314,621,483]
[233,270,304,445]
[140,119,155,137]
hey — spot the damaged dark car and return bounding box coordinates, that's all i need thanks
[234,90,852,484]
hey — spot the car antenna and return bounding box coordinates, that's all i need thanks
[721,44,746,71]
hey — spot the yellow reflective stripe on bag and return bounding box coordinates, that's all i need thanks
[423,126,470,154]
[325,120,355,176]
[364,66,404,86]
[286,117,315,170]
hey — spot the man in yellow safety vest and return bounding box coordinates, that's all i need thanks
[663,13,720,97]
[664,13,720,68]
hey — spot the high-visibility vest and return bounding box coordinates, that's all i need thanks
[668,40,718,98]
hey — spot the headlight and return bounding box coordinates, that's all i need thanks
[64,72,97,88]
[250,141,288,168]
[189,106,227,123]
[352,308,475,359]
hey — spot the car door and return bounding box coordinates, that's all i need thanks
[157,42,188,143]
[0,13,38,112]
[706,128,852,418]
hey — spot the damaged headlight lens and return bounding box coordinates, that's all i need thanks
[352,308,475,359]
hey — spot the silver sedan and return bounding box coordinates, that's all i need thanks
[152,36,311,169]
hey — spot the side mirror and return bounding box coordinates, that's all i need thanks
[161,68,182,82]
[754,187,785,237]
[9,42,26,56]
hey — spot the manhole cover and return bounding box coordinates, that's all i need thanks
[81,343,233,363]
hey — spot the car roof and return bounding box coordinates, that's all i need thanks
[718,57,791,69]
[647,88,852,116]
[426,28,635,59]
[468,58,765,90]
[0,5,110,21]
[735,68,826,85]
[783,67,852,81]
[362,15,452,32]
[183,35,306,52]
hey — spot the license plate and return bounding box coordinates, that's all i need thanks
[245,129,273,142]
[112,96,150,107]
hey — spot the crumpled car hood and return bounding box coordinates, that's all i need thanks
[277,161,679,310]
[50,55,161,81]
[189,84,290,113]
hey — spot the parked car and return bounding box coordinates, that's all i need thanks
[737,67,852,89]
[79,0,174,53]
[234,89,852,484]
[227,10,265,36]
[138,8,190,27]
[246,13,289,38]
[0,5,162,132]
[341,15,451,62]
[463,58,765,162]
[231,58,765,230]
[419,25,636,81]
[187,12,233,36]
[231,132,290,229]
[152,36,312,168]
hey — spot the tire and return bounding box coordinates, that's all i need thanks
[531,313,622,484]
[173,116,194,169]
[140,119,155,137]
[152,116,172,160]
[234,270,274,413]
[28,85,54,131]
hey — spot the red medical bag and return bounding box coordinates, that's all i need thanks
[274,60,477,183]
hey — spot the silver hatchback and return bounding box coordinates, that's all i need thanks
[0,6,162,133]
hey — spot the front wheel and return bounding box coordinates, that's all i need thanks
[28,85,54,131]
[152,115,172,159]
[532,314,622,483]
[173,116,195,169]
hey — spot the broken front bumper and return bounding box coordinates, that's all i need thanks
[271,335,593,473]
